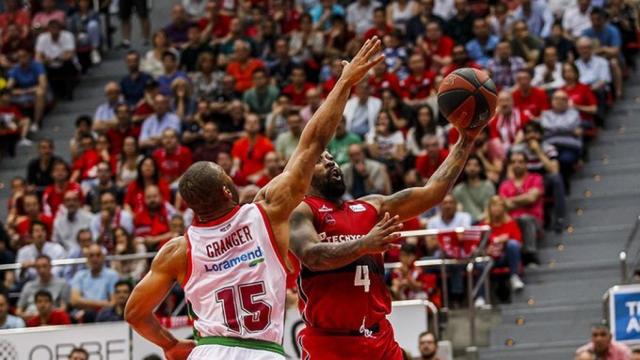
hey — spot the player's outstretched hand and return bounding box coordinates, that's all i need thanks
[164,339,196,360]
[340,36,385,86]
[359,212,403,254]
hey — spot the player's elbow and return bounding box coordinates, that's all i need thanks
[124,301,143,326]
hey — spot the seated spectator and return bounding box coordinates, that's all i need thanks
[124,157,171,213]
[282,66,315,109]
[68,115,94,161]
[310,0,346,31]
[346,0,378,36]
[10,194,53,245]
[70,243,119,323]
[428,194,472,229]
[576,324,631,359]
[512,69,550,119]
[141,30,174,78]
[92,82,121,133]
[192,122,231,163]
[152,128,193,188]
[383,32,409,80]
[43,160,83,217]
[366,111,405,167]
[52,190,92,251]
[513,121,567,232]
[265,95,293,140]
[268,38,298,87]
[157,51,188,97]
[16,220,66,283]
[70,133,102,184]
[132,79,160,124]
[489,91,529,153]
[243,69,279,118]
[110,228,147,282]
[62,229,93,281]
[563,0,592,39]
[540,90,583,190]
[575,37,612,108]
[139,94,181,150]
[190,52,223,102]
[445,0,474,45]
[163,4,194,47]
[510,21,543,69]
[363,7,393,40]
[391,243,433,300]
[7,49,48,129]
[441,44,482,77]
[499,151,544,262]
[84,162,123,213]
[91,192,134,250]
[96,280,132,322]
[31,0,65,30]
[106,104,140,158]
[27,139,62,194]
[341,143,392,198]
[0,0,30,42]
[368,61,401,99]
[545,22,576,63]
[417,331,439,360]
[16,255,69,318]
[452,155,495,223]
[26,289,71,326]
[66,0,101,68]
[487,41,526,90]
[226,40,265,93]
[487,2,515,39]
[170,78,196,121]
[289,14,324,64]
[133,185,178,250]
[415,134,448,180]
[275,112,304,162]
[328,117,362,166]
[253,151,283,188]
[0,292,25,329]
[120,51,152,107]
[0,88,31,149]
[344,80,382,139]
[179,25,214,73]
[481,195,524,292]
[532,46,565,91]
[400,54,436,107]
[583,8,623,98]
[561,62,599,127]
[608,0,640,69]
[466,18,499,67]
[512,0,553,38]
[406,105,444,156]
[417,21,454,73]
[300,87,324,124]
[6,176,27,225]
[116,136,143,188]
[35,20,79,100]
[232,113,275,181]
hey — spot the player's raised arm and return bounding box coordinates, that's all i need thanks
[362,129,481,221]
[124,237,195,360]
[255,38,384,222]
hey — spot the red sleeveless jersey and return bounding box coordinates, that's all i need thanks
[298,195,392,332]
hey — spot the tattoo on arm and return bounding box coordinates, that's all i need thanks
[429,135,473,185]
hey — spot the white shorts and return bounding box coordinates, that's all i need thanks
[188,344,286,360]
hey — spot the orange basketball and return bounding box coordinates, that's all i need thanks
[437,68,497,130]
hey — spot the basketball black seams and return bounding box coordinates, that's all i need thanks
[481,79,497,94]
[453,68,482,88]
[437,89,470,116]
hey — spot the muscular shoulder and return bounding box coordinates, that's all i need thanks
[151,236,187,278]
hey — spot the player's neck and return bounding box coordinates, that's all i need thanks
[308,189,343,206]
[195,203,238,223]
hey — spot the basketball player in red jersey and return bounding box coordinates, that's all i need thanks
[289,124,486,359]
[124,38,386,360]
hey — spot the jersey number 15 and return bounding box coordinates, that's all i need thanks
[215,282,272,334]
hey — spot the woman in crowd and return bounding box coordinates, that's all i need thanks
[141,30,174,78]
[123,156,170,213]
[116,136,143,188]
[190,52,223,102]
[406,104,445,156]
[110,226,147,282]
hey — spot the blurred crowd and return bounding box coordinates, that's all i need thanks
[1,0,638,329]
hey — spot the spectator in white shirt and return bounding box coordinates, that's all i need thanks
[343,80,382,138]
[347,0,381,35]
[52,190,93,252]
[139,94,181,150]
[427,194,472,230]
[92,82,122,133]
[16,221,66,282]
[575,37,611,92]
[532,46,565,91]
[562,0,592,39]
[34,20,78,100]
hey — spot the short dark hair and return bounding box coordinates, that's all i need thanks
[35,254,52,263]
[590,7,607,18]
[75,115,93,128]
[523,120,543,135]
[30,220,47,235]
[419,330,438,343]
[38,138,54,148]
[115,280,133,292]
[69,348,89,360]
[162,50,178,61]
[126,50,140,57]
[179,162,236,216]
[253,67,268,77]
[632,348,640,354]
[34,289,53,302]
[373,6,385,14]
[400,243,417,254]
[509,150,529,162]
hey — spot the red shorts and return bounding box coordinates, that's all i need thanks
[297,319,404,360]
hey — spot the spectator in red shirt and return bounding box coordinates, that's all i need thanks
[417,21,454,73]
[71,134,102,184]
[363,7,393,40]
[561,62,598,128]
[499,151,544,263]
[415,134,449,180]
[11,193,53,244]
[152,128,193,187]
[441,44,482,77]
[390,244,435,301]
[512,69,550,118]
[400,54,436,107]
[124,157,171,213]
[106,103,140,157]
[0,0,31,41]
[132,80,160,124]
[489,90,530,152]
[133,185,178,250]
[576,324,632,360]
[369,61,401,98]
[0,88,31,147]
[231,113,275,181]
[198,1,232,42]
[226,40,265,93]
[42,160,83,217]
[26,289,71,327]
[192,122,232,163]
[282,66,315,108]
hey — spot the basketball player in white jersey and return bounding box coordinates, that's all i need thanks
[125,38,388,360]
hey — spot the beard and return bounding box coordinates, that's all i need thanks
[312,174,346,200]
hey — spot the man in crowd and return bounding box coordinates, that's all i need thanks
[576,324,631,359]
[133,185,178,250]
[152,128,193,188]
[43,160,83,218]
[27,139,62,194]
[16,221,66,282]
[97,280,132,322]
[26,289,71,326]
[344,80,382,138]
[120,51,152,107]
[418,331,441,360]
[92,82,122,133]
[341,143,392,198]
[192,122,231,163]
[16,255,69,318]
[231,113,275,182]
[52,190,92,251]
[328,117,363,166]
[0,292,25,329]
[276,112,304,161]
[139,94,182,150]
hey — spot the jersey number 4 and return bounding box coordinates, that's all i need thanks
[354,265,371,293]
[215,282,272,334]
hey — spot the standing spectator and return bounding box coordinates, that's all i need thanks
[276,112,304,162]
[231,114,275,180]
[512,69,550,119]
[415,134,449,180]
[139,94,182,150]
[52,190,92,251]
[499,151,544,261]
[16,255,69,318]
[532,46,565,91]
[452,155,495,223]
[119,0,151,48]
[487,41,526,90]
[91,192,134,250]
[347,0,380,36]
[192,122,231,163]
[7,49,48,129]
[341,143,392,198]
[417,331,440,360]
[133,185,178,250]
[563,0,592,38]
[400,54,436,107]
[96,280,132,322]
[157,52,188,96]
[25,289,71,326]
[163,4,194,47]
[43,160,83,218]
[27,139,62,194]
[328,117,362,166]
[120,51,152,107]
[109,228,147,282]
[35,20,78,100]
[576,324,631,360]
[124,157,171,213]
[243,68,280,117]
[344,80,382,138]
[466,18,499,68]
[92,82,122,133]
[226,40,265,93]
[66,0,101,67]
[16,221,66,282]
[70,244,119,323]
[152,128,193,188]
[0,292,25,329]
[445,0,474,44]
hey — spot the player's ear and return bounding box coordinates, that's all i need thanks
[223,185,238,204]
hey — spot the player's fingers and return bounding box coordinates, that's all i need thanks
[356,38,372,58]
[383,222,404,235]
[377,212,390,227]
[383,232,402,244]
[364,38,382,59]
[366,54,385,69]
[341,60,349,67]
[381,214,399,229]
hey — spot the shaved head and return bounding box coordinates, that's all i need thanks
[179,162,239,217]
